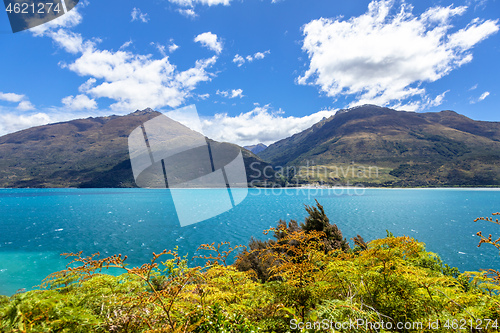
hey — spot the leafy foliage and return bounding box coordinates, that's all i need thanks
[1,205,500,332]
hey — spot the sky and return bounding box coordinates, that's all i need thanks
[0,0,499,146]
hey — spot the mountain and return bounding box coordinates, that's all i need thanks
[259,105,500,186]
[244,143,267,154]
[0,109,273,188]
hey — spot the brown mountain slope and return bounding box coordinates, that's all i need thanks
[0,109,271,188]
[259,105,500,186]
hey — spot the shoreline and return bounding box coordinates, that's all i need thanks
[1,186,500,190]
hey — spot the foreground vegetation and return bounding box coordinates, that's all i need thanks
[1,202,500,332]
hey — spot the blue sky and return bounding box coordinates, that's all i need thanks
[0,0,499,145]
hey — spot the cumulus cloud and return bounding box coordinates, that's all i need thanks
[298,0,499,110]
[199,105,337,146]
[46,29,85,54]
[0,92,35,111]
[217,89,244,98]
[30,6,82,35]
[62,94,98,110]
[233,50,270,67]
[30,7,219,112]
[66,49,217,111]
[0,106,113,137]
[254,51,269,60]
[0,92,25,103]
[17,101,36,111]
[169,42,180,53]
[0,112,52,136]
[233,54,245,67]
[131,8,150,23]
[194,32,223,54]
[30,8,93,54]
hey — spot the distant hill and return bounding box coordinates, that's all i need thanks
[0,109,273,188]
[244,143,267,154]
[259,105,500,186]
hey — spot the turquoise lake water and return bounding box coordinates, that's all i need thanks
[1,188,500,296]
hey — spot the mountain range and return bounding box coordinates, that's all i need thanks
[259,105,500,186]
[0,105,499,188]
[0,109,272,188]
[244,143,268,154]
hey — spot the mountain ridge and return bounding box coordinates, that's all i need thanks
[0,109,273,188]
[258,105,500,186]
[243,143,268,154]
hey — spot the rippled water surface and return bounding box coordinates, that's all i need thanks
[1,188,499,295]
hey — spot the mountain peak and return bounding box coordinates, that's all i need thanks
[244,143,268,154]
[259,106,500,186]
[336,104,394,116]
[131,108,159,116]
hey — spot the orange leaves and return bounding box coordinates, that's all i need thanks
[475,211,500,252]
[195,242,246,268]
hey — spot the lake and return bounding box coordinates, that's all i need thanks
[1,187,500,296]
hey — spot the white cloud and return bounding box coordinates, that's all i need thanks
[479,91,490,101]
[152,39,180,54]
[47,29,85,54]
[120,40,133,50]
[0,92,25,103]
[194,32,223,54]
[17,101,35,111]
[230,89,244,98]
[62,94,98,110]
[66,47,217,111]
[151,42,167,57]
[30,6,82,35]
[298,0,499,110]
[0,112,52,136]
[169,42,180,53]
[78,78,97,93]
[0,106,113,137]
[0,92,35,111]
[430,90,449,107]
[217,89,244,99]
[131,8,150,23]
[470,90,491,104]
[254,51,270,60]
[169,0,231,7]
[177,8,198,18]
[30,6,219,112]
[30,8,94,54]
[232,50,270,67]
[233,54,245,67]
[199,105,337,146]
